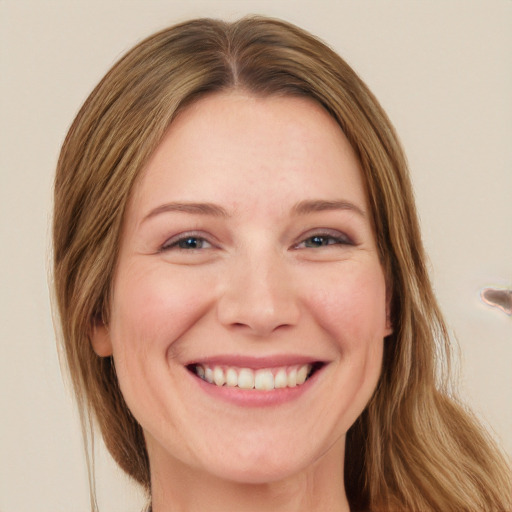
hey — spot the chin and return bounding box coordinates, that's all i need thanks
[193,430,340,486]
[204,456,310,485]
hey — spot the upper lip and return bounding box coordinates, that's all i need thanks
[184,354,325,369]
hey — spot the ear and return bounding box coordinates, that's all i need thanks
[385,312,393,337]
[90,320,113,357]
[384,285,393,337]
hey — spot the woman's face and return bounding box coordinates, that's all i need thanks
[92,92,391,484]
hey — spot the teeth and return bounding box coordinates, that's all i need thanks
[296,365,309,385]
[226,367,238,387]
[213,366,225,386]
[196,365,205,379]
[287,367,297,387]
[204,367,214,384]
[274,368,288,389]
[193,363,313,390]
[238,368,255,389]
[254,369,274,391]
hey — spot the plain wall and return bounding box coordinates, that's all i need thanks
[1,1,510,511]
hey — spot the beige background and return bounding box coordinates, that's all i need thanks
[1,1,510,511]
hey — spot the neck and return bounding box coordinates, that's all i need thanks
[149,440,350,512]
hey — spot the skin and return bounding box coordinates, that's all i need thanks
[92,92,392,512]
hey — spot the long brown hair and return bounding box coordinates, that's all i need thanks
[52,16,511,511]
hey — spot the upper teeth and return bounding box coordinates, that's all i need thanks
[194,364,312,390]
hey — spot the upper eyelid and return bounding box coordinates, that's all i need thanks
[161,231,214,250]
[158,227,355,250]
[295,228,354,244]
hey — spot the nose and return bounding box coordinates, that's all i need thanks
[216,252,300,337]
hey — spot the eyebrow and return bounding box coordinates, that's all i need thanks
[142,202,229,223]
[142,198,366,224]
[292,199,366,217]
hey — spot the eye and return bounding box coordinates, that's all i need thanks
[161,234,212,251]
[296,231,353,249]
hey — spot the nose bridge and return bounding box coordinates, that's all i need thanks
[217,245,299,335]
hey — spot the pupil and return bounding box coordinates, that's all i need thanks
[311,236,326,246]
[180,237,200,249]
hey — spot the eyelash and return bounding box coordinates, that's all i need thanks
[160,230,353,252]
[294,231,354,249]
[161,232,212,251]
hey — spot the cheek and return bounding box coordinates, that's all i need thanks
[304,263,387,429]
[307,262,389,345]
[107,264,218,427]
[109,263,215,357]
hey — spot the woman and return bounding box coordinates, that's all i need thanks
[52,16,511,512]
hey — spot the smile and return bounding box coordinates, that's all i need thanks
[189,363,322,391]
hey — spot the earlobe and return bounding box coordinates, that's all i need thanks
[90,321,113,357]
[385,286,393,337]
[385,314,393,337]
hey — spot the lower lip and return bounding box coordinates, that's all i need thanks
[188,367,323,407]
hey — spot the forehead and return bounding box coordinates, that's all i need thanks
[128,91,367,219]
